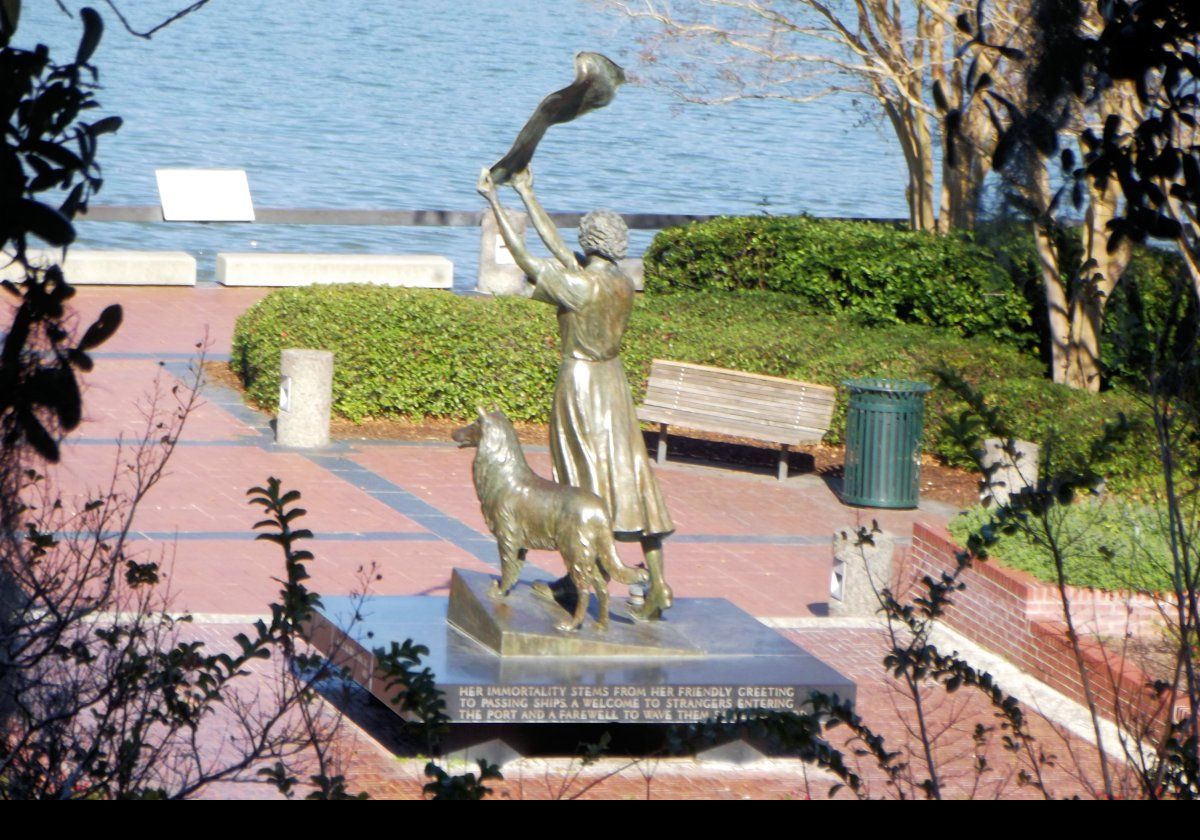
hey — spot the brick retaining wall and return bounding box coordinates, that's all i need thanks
[900,522,1185,729]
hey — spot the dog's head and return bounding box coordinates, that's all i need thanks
[452,407,511,447]
[451,409,485,449]
[453,408,520,463]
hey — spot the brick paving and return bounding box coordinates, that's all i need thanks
[49,286,1115,798]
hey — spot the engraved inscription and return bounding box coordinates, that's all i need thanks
[449,684,800,723]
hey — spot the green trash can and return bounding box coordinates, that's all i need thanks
[841,378,933,509]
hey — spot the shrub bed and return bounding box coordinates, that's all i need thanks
[231,286,1161,493]
[949,502,1175,593]
[643,215,1032,342]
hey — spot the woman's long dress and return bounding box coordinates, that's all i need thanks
[532,258,674,538]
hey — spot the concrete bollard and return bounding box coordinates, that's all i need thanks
[476,208,531,296]
[979,438,1040,506]
[276,349,333,448]
[829,526,894,618]
[619,258,645,292]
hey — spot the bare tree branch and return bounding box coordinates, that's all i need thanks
[102,0,212,39]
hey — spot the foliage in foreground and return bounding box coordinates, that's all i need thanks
[670,524,1052,799]
[232,285,1162,494]
[688,365,1198,799]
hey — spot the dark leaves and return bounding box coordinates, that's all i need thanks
[79,304,123,350]
[89,115,122,136]
[18,407,59,462]
[932,80,948,112]
[76,7,104,66]
[17,198,75,246]
[992,128,1015,171]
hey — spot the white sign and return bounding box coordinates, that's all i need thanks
[829,560,846,602]
[494,237,517,266]
[156,168,256,222]
[279,376,291,413]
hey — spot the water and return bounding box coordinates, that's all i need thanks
[18,1,909,290]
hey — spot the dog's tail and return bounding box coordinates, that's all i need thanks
[596,530,649,586]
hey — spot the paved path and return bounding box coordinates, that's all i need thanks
[58,286,1112,799]
[67,286,953,621]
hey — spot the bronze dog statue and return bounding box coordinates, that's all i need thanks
[452,408,647,632]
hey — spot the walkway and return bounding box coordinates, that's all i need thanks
[57,285,1108,799]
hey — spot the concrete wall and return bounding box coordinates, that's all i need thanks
[216,253,453,288]
[0,249,196,285]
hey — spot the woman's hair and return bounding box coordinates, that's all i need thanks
[578,209,628,261]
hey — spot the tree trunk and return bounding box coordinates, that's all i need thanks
[1063,299,1100,391]
[882,97,937,232]
[936,26,992,233]
[1030,112,1133,393]
[1032,219,1073,385]
[940,135,987,232]
[1064,171,1132,392]
[1165,193,1200,307]
[1062,88,1137,392]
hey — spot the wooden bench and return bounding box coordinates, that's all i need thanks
[636,360,836,480]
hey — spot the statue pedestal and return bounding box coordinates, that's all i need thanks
[307,568,855,761]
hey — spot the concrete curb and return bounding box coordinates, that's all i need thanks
[216,252,453,288]
[1,249,196,286]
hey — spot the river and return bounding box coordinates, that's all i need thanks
[19,1,909,289]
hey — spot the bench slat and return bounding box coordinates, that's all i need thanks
[651,360,834,393]
[647,374,837,405]
[638,406,826,445]
[642,394,832,429]
[657,376,835,405]
[645,379,837,416]
[639,360,835,478]
[649,377,834,407]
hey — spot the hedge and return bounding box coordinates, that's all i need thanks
[231,286,1165,494]
[643,215,1032,343]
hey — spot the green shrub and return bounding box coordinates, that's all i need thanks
[643,215,1032,342]
[231,286,1163,493]
[949,501,1175,593]
[232,285,563,422]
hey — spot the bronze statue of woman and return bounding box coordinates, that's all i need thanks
[476,166,674,620]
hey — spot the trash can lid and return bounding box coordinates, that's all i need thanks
[841,377,933,395]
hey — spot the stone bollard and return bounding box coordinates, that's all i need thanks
[619,258,645,292]
[829,526,894,618]
[979,438,1039,506]
[476,208,531,296]
[276,349,333,448]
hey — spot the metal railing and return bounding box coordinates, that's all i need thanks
[80,205,906,229]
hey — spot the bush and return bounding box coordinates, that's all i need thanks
[233,286,562,422]
[232,286,1167,494]
[643,215,1033,342]
[949,501,1175,593]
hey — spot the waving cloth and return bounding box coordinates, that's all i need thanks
[490,52,626,185]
